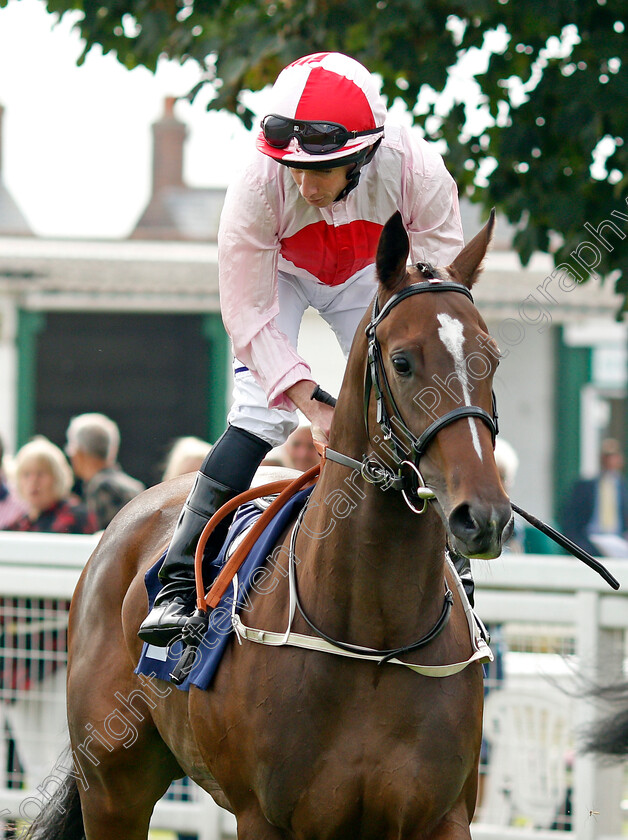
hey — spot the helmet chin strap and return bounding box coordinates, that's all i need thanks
[334,138,383,201]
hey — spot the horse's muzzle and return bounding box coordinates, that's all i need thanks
[448,500,514,559]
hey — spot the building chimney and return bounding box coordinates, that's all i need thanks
[131,97,188,239]
[151,96,187,194]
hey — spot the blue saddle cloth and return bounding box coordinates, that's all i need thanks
[135,486,313,691]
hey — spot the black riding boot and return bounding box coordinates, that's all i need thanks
[451,549,475,607]
[138,425,271,646]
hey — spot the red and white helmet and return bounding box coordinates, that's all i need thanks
[257,52,387,167]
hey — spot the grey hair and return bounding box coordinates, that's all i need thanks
[66,413,120,463]
[494,438,519,492]
[15,436,74,499]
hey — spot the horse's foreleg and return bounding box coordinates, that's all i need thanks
[81,795,153,840]
[69,674,182,840]
[77,730,181,840]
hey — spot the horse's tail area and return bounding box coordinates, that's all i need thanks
[21,749,85,840]
[582,680,628,758]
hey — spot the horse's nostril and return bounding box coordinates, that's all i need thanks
[449,501,513,557]
[449,503,477,538]
[502,515,515,543]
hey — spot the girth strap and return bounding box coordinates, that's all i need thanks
[231,542,493,677]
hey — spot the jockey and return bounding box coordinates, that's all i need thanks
[139,51,465,646]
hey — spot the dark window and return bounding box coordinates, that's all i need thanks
[35,313,209,487]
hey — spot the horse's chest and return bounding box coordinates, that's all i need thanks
[257,733,472,837]
[238,667,480,833]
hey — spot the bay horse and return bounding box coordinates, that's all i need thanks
[26,211,512,840]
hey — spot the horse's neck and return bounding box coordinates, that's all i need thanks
[293,327,449,644]
[297,461,448,647]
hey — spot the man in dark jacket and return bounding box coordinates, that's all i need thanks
[65,413,145,530]
[560,438,628,557]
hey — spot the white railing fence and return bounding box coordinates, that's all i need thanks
[1,532,627,840]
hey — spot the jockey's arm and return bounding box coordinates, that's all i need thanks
[285,379,335,445]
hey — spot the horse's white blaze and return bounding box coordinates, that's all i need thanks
[436,313,483,461]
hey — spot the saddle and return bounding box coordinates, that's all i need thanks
[196,464,319,612]
[135,466,318,691]
[246,465,303,508]
[197,466,304,599]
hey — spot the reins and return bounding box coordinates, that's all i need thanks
[171,466,321,683]
[197,464,321,612]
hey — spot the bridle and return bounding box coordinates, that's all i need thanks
[324,277,499,512]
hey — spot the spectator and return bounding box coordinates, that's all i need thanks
[7,436,96,534]
[2,437,94,798]
[162,436,212,482]
[560,437,628,557]
[494,438,523,553]
[284,424,321,472]
[0,435,27,529]
[65,413,145,531]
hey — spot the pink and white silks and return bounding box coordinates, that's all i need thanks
[218,123,465,448]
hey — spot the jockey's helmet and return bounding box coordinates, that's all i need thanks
[257,52,386,188]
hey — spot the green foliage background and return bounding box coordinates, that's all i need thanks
[9,0,626,301]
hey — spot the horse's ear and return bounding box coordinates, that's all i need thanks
[376,211,409,291]
[447,208,495,288]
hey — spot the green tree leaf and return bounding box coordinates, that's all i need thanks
[31,0,628,302]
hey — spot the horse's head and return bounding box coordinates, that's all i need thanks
[368,210,512,559]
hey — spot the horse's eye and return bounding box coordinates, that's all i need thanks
[391,355,411,376]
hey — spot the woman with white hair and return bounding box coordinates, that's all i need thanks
[7,437,97,534]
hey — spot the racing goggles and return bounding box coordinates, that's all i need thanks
[261,114,383,154]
